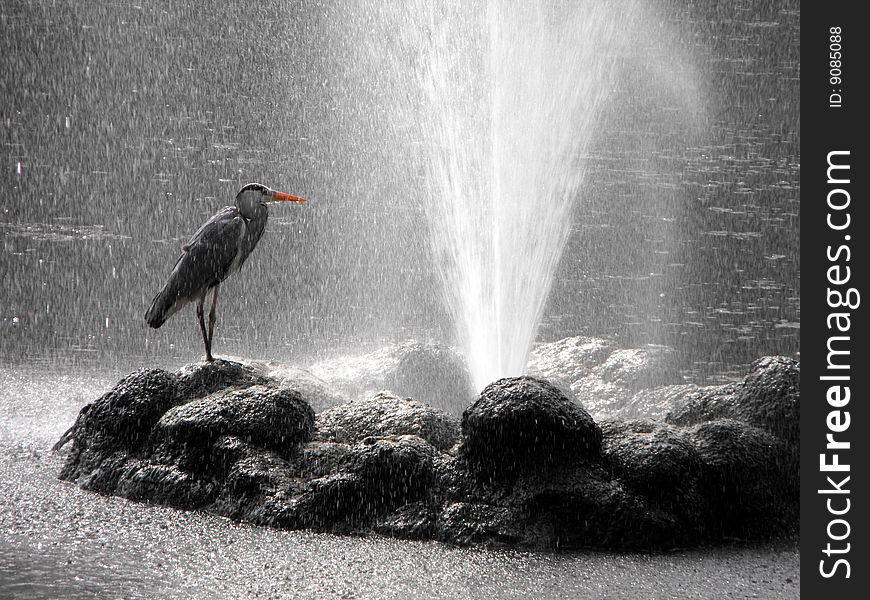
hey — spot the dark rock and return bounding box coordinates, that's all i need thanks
[71,450,132,494]
[460,376,601,478]
[150,385,314,470]
[733,356,800,446]
[431,453,490,505]
[511,465,689,550]
[211,446,299,525]
[287,440,355,480]
[689,419,797,537]
[66,368,179,452]
[332,435,436,509]
[56,353,800,552]
[209,434,261,475]
[374,501,438,540]
[599,419,706,529]
[434,502,525,546]
[315,391,460,451]
[57,369,179,486]
[666,385,740,425]
[116,462,217,509]
[667,356,800,448]
[174,359,275,400]
[291,435,436,530]
[600,419,702,496]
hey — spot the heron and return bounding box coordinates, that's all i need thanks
[145,183,306,361]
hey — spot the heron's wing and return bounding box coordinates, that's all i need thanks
[169,206,244,297]
[145,206,244,327]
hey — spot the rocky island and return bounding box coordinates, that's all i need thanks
[55,338,799,550]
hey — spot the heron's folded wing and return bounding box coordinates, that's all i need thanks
[169,206,243,297]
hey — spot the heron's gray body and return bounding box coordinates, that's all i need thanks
[145,203,267,329]
[144,183,304,362]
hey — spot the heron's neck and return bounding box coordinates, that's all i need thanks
[237,201,267,222]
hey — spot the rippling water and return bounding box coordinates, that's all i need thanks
[1,0,798,384]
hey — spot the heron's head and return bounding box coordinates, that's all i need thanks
[235,183,306,219]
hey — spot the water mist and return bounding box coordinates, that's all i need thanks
[321,0,672,392]
[408,2,639,391]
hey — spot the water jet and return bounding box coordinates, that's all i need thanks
[325,0,706,391]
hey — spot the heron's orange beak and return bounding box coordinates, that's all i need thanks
[271,190,307,203]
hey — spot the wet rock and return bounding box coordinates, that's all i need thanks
[374,501,438,540]
[332,435,436,507]
[150,385,314,470]
[591,345,679,390]
[211,446,299,525]
[287,440,356,480]
[290,435,436,530]
[385,341,475,413]
[175,358,275,400]
[623,384,714,421]
[57,369,179,485]
[599,419,706,528]
[56,354,800,551]
[569,375,634,419]
[212,434,440,532]
[600,419,701,493]
[208,434,260,473]
[290,472,366,530]
[315,391,460,451]
[530,340,684,421]
[689,419,797,537]
[70,450,132,495]
[460,376,602,478]
[58,361,318,500]
[116,461,218,509]
[64,368,179,452]
[727,356,800,447]
[434,502,525,546]
[527,336,616,385]
[511,465,688,550]
[309,340,474,414]
[270,367,346,413]
[431,453,490,505]
[667,356,800,448]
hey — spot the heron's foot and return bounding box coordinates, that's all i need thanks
[205,353,215,363]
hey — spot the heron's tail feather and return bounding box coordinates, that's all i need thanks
[145,290,170,328]
[146,282,187,329]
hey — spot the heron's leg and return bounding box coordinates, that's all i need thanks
[207,284,220,355]
[196,291,213,362]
